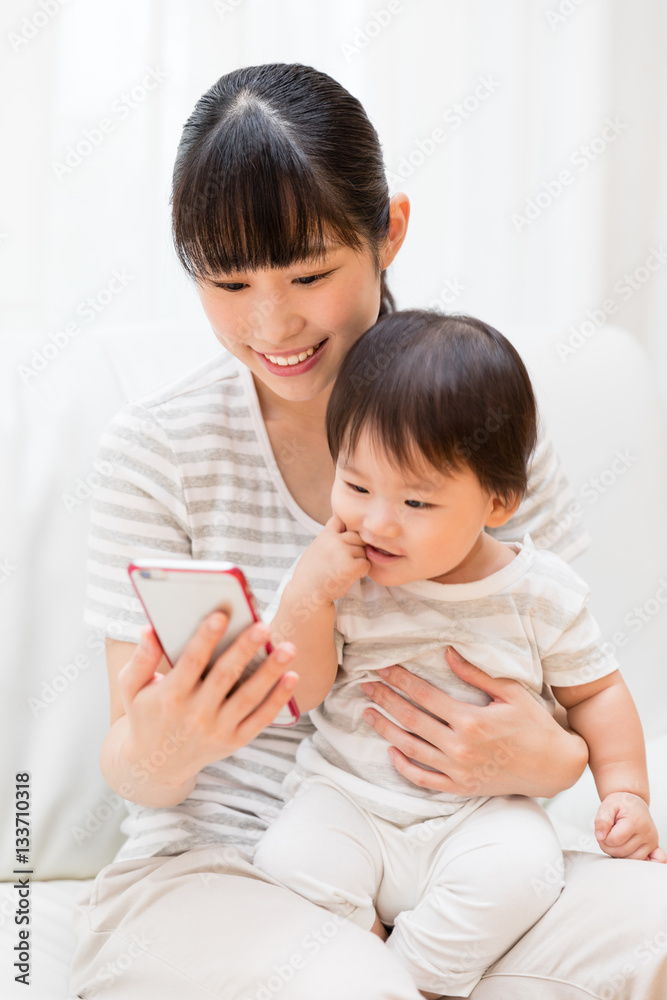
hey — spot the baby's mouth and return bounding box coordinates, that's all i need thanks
[365,543,403,563]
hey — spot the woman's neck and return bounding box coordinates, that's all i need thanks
[252,372,332,429]
[251,371,336,525]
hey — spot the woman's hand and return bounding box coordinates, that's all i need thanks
[360,647,589,798]
[113,613,298,803]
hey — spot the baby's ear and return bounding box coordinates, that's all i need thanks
[485,492,522,528]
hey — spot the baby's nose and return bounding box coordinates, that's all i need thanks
[364,502,402,538]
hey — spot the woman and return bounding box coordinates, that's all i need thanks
[71,63,667,999]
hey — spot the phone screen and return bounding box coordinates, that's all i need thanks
[129,560,256,669]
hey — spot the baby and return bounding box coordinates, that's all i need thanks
[254,310,663,998]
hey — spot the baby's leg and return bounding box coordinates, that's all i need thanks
[254,779,384,931]
[386,796,564,998]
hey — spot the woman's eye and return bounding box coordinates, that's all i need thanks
[295,271,333,286]
[405,499,429,509]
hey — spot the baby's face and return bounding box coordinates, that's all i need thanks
[331,430,500,587]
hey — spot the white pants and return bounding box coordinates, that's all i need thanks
[254,781,564,997]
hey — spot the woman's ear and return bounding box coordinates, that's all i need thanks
[485,493,522,528]
[380,193,410,269]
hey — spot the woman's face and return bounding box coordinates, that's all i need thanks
[195,196,409,405]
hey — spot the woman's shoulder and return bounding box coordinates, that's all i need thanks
[101,349,252,448]
[131,347,243,412]
[489,419,590,564]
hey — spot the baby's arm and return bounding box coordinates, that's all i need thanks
[269,514,370,713]
[552,671,665,861]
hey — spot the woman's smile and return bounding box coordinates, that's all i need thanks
[254,339,328,377]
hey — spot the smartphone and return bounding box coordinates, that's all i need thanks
[128,559,299,727]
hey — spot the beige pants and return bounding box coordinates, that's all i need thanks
[69,845,667,1000]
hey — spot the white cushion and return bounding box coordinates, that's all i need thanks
[0,323,216,882]
[0,880,88,999]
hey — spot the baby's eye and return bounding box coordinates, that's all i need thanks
[213,282,245,292]
[404,499,430,509]
[347,483,369,494]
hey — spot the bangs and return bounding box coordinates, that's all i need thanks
[171,101,369,278]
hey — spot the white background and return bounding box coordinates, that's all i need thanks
[2,0,667,395]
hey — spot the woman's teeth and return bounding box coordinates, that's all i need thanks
[263,342,322,366]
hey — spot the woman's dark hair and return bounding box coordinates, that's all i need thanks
[326,311,538,504]
[171,63,395,315]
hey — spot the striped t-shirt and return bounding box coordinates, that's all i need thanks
[84,347,590,861]
[287,535,619,826]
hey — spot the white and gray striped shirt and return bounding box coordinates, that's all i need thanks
[84,347,590,861]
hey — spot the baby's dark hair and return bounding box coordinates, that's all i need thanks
[171,63,395,315]
[326,311,538,505]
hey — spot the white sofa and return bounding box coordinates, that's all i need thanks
[2,318,667,999]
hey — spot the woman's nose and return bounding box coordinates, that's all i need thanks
[246,293,303,344]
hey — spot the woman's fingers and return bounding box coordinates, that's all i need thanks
[362,704,449,769]
[385,747,457,793]
[220,640,298,723]
[234,670,300,744]
[119,626,164,705]
[362,676,456,746]
[202,620,272,701]
[169,611,231,692]
[445,647,511,701]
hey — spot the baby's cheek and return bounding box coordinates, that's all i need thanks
[330,481,351,523]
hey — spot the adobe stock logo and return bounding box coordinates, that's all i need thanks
[512,117,628,234]
[340,2,404,62]
[8,0,71,53]
[50,67,167,180]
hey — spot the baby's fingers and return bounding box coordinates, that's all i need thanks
[599,832,648,859]
[647,846,667,863]
[598,815,636,849]
[594,800,619,842]
[326,513,348,534]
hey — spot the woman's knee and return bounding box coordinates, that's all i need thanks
[273,919,421,1000]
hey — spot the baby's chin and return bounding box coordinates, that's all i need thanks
[366,562,416,588]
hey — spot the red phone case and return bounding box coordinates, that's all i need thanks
[127,561,300,726]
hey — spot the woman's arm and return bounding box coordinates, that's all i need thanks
[362,648,589,798]
[101,615,298,808]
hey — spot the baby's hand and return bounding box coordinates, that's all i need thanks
[293,513,370,604]
[594,792,667,862]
